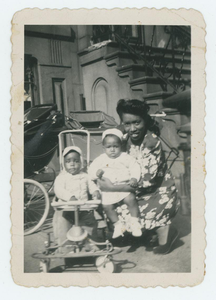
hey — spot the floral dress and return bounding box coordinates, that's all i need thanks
[116,131,180,230]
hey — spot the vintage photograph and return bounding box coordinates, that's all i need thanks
[23,24,191,273]
[10,8,205,287]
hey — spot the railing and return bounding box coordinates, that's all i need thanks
[91,25,191,94]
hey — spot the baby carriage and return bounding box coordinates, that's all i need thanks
[24,104,66,235]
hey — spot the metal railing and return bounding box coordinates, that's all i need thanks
[92,25,191,93]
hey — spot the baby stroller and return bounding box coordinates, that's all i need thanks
[32,129,121,273]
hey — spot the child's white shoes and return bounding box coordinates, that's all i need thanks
[112,218,142,239]
[112,221,125,239]
[130,217,142,237]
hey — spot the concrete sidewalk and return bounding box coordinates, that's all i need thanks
[24,212,191,273]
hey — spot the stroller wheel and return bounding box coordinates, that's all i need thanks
[95,256,116,273]
[24,179,50,235]
[39,259,50,273]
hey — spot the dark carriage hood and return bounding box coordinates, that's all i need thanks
[69,110,118,129]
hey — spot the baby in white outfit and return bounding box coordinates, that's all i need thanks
[54,146,100,201]
[88,128,142,238]
[53,146,100,245]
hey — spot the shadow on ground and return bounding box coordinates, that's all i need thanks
[24,211,191,273]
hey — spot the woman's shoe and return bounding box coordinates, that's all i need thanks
[153,227,179,255]
[145,233,159,251]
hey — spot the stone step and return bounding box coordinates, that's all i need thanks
[143,45,191,58]
[105,50,137,67]
[143,91,174,101]
[116,64,146,79]
[106,41,191,57]
[105,40,190,61]
[116,63,190,80]
[143,91,174,112]
[105,49,191,69]
[129,76,191,94]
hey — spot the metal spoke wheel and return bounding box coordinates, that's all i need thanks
[95,256,116,273]
[24,179,50,235]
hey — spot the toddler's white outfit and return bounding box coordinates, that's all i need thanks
[88,152,141,205]
[53,145,103,246]
[54,170,98,201]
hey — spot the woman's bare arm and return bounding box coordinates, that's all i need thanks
[97,177,135,193]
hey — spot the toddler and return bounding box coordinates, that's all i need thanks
[53,146,100,245]
[88,128,142,239]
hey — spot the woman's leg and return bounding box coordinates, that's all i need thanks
[156,225,170,245]
[154,225,179,254]
[123,193,140,217]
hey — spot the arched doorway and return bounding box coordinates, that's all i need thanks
[92,78,109,113]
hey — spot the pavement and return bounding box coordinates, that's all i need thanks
[24,209,191,273]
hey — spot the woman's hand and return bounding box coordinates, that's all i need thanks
[134,178,143,195]
[97,177,114,192]
[97,177,136,193]
[137,178,144,189]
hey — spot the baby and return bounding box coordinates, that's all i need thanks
[54,146,100,202]
[88,128,142,239]
[53,146,100,245]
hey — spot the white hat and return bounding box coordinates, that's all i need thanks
[102,128,123,142]
[62,146,83,169]
[62,146,82,157]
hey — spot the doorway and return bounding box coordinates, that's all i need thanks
[52,78,67,115]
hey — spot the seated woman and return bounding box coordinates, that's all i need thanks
[97,99,180,254]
